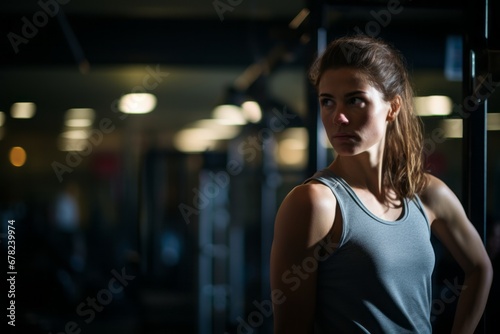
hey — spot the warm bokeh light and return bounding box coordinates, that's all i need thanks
[11,102,36,119]
[64,108,95,127]
[173,128,218,153]
[241,101,262,123]
[277,127,308,168]
[487,113,500,131]
[65,119,93,127]
[9,146,27,167]
[414,95,453,116]
[278,138,306,165]
[440,113,499,138]
[0,111,5,126]
[190,119,241,140]
[212,104,246,125]
[441,119,462,138]
[119,93,157,114]
[61,129,91,140]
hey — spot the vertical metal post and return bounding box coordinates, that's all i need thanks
[462,0,489,332]
[198,166,230,334]
[227,140,245,325]
[306,0,328,176]
[462,1,488,244]
[198,170,214,334]
[261,134,278,334]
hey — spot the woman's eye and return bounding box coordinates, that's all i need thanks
[320,99,333,107]
[348,97,365,106]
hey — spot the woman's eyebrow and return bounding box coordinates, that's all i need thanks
[318,90,367,98]
[318,93,334,98]
[344,90,367,98]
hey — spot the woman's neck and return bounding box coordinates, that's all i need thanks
[329,153,387,201]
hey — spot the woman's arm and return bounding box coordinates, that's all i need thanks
[420,174,493,334]
[270,182,337,334]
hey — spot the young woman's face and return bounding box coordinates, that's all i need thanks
[318,68,393,157]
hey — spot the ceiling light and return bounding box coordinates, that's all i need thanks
[65,119,93,127]
[64,108,95,127]
[241,101,262,123]
[212,104,246,125]
[119,93,157,114]
[441,119,462,138]
[280,127,308,145]
[11,102,36,119]
[277,127,308,168]
[173,128,218,153]
[278,138,307,167]
[414,95,453,116]
[487,113,500,131]
[190,119,241,140]
[440,113,500,138]
[10,146,27,167]
[61,129,90,140]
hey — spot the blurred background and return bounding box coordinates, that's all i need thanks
[0,0,499,333]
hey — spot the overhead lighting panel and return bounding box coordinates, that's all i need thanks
[441,119,462,138]
[277,127,308,168]
[119,93,157,114]
[64,108,95,127]
[414,95,453,116]
[241,101,262,123]
[190,119,241,140]
[61,129,90,140]
[487,113,500,131]
[173,128,218,153]
[11,102,36,119]
[212,104,246,125]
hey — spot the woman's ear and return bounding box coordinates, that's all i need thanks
[387,95,402,122]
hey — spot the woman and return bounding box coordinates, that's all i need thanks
[270,35,493,333]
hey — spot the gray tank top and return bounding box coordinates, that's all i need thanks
[305,168,434,334]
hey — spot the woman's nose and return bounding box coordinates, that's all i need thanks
[334,112,349,125]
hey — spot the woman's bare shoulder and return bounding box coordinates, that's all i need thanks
[420,173,453,203]
[419,173,466,223]
[274,181,337,246]
[282,181,337,211]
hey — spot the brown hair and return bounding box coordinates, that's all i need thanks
[309,34,427,199]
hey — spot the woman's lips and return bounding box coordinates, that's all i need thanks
[333,133,356,139]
